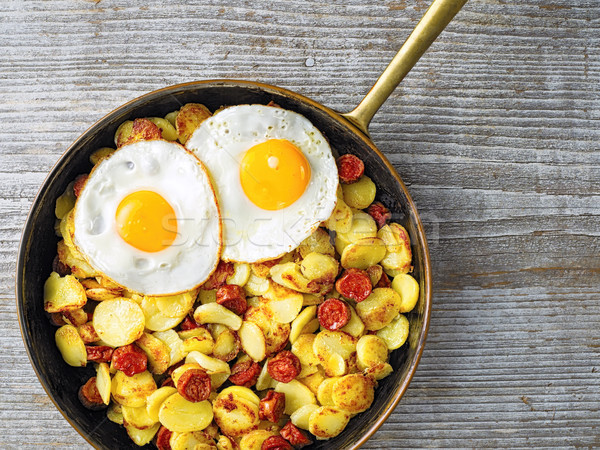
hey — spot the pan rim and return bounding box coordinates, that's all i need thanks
[15,78,432,450]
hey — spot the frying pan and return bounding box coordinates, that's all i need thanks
[16,0,466,448]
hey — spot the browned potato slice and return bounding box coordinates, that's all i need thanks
[391,273,420,313]
[122,404,157,429]
[147,117,177,141]
[111,370,157,407]
[136,332,171,375]
[239,429,276,450]
[115,118,162,148]
[146,386,177,422]
[238,321,266,362]
[298,228,335,258]
[308,406,350,439]
[89,147,115,166]
[213,391,259,437]
[56,239,99,279]
[341,175,376,209]
[54,181,76,219]
[274,380,317,416]
[331,374,375,413]
[125,422,160,446]
[211,329,240,362]
[355,288,402,331]
[244,305,290,357]
[44,272,87,313]
[176,103,212,144]
[376,313,410,350]
[340,237,386,270]
[93,298,145,347]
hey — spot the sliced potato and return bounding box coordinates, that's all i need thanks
[239,429,276,450]
[238,321,266,362]
[219,386,260,408]
[146,386,178,423]
[300,253,338,282]
[244,306,290,357]
[141,296,185,332]
[308,406,350,440]
[255,358,276,391]
[170,430,216,450]
[391,273,420,313]
[56,239,99,279]
[44,272,87,313]
[136,332,171,375]
[182,328,215,355]
[378,223,412,275]
[159,394,213,432]
[355,288,402,331]
[54,182,76,219]
[153,329,188,366]
[122,404,158,429]
[324,193,352,234]
[290,403,320,430]
[154,291,196,318]
[356,335,388,370]
[93,298,145,347]
[176,103,212,144]
[227,262,251,287]
[331,374,374,413]
[125,422,160,446]
[194,303,243,330]
[244,273,270,296]
[339,304,365,338]
[96,362,111,405]
[274,380,317,416]
[291,333,319,368]
[55,324,87,367]
[341,175,376,209]
[298,228,335,258]
[213,392,260,437]
[107,402,124,424]
[262,281,304,323]
[340,237,387,270]
[298,367,326,397]
[147,117,177,141]
[89,147,115,165]
[313,330,357,364]
[111,370,157,407]
[185,351,231,375]
[376,313,410,350]
[289,305,317,343]
[212,329,240,362]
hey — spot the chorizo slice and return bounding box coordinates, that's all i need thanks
[202,260,234,290]
[111,343,148,377]
[154,425,172,450]
[176,368,211,403]
[78,376,106,410]
[85,345,114,363]
[336,154,364,184]
[317,298,351,331]
[261,435,293,450]
[259,390,286,423]
[229,359,261,388]
[335,268,372,302]
[280,421,312,448]
[366,201,392,229]
[267,351,301,383]
[216,284,248,316]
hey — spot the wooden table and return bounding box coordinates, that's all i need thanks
[1,0,599,447]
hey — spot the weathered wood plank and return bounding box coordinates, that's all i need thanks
[1,0,599,448]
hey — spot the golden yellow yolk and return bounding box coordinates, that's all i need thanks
[239,139,311,210]
[115,190,178,253]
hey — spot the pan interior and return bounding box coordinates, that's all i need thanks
[17,81,430,450]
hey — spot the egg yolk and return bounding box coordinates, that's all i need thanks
[115,190,178,253]
[239,139,311,210]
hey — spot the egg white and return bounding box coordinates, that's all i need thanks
[186,104,338,263]
[73,140,222,295]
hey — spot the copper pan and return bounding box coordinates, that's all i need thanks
[16,1,466,448]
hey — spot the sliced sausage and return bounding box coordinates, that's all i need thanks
[317,298,351,331]
[155,425,173,450]
[179,313,201,331]
[202,260,234,290]
[161,377,175,388]
[336,154,364,184]
[335,268,372,302]
[229,359,261,388]
[52,255,71,276]
[111,343,147,377]
[280,421,312,448]
[366,201,392,229]
[267,351,301,383]
[176,368,211,403]
[376,270,391,288]
[259,390,286,423]
[73,174,89,197]
[78,377,105,410]
[85,345,114,363]
[261,435,293,450]
[216,284,248,316]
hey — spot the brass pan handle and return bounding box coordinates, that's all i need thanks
[342,0,468,135]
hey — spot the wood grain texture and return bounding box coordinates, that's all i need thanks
[1,0,599,448]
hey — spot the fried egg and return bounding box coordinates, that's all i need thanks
[186,104,338,263]
[73,140,222,295]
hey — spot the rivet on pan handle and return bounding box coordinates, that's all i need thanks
[341,0,468,136]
